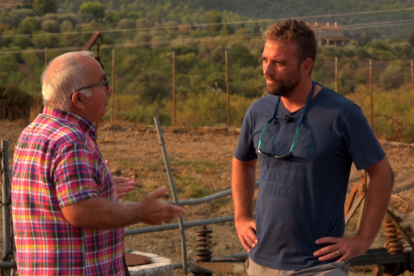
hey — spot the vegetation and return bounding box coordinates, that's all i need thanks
[2,0,414,142]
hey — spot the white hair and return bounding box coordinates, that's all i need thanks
[41,50,95,111]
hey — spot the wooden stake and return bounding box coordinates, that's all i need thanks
[225,50,231,126]
[173,51,176,126]
[335,57,338,92]
[45,47,48,67]
[111,49,115,122]
[370,60,373,130]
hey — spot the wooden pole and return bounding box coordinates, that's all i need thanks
[335,57,338,92]
[225,50,231,126]
[173,51,176,126]
[411,60,414,110]
[45,47,48,67]
[370,59,373,130]
[111,49,115,123]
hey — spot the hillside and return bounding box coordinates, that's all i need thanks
[56,0,414,38]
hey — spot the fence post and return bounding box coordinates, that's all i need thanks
[45,47,48,67]
[370,60,373,130]
[172,51,176,126]
[111,49,115,122]
[411,60,413,110]
[1,141,12,276]
[335,57,338,92]
[225,50,231,126]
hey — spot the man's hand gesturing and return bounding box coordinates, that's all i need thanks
[138,186,183,225]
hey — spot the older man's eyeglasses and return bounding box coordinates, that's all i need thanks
[73,75,109,94]
[257,81,316,160]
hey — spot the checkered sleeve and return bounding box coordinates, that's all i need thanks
[52,141,99,208]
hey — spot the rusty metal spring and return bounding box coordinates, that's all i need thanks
[384,216,404,255]
[196,225,213,261]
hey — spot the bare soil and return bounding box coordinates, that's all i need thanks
[1,119,414,275]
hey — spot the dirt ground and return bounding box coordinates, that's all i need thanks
[1,119,414,275]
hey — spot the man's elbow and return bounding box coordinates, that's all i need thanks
[61,205,89,228]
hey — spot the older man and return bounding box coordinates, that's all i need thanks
[12,51,182,276]
[232,19,394,275]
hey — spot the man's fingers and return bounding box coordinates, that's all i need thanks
[239,236,251,252]
[315,236,338,245]
[250,220,257,230]
[114,177,132,183]
[148,186,168,199]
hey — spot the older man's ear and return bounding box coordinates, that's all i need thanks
[71,91,86,110]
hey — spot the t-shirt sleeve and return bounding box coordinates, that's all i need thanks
[234,105,258,162]
[342,104,386,170]
[52,142,99,208]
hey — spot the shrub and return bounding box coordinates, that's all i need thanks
[42,19,60,33]
[18,17,40,34]
[11,36,33,48]
[0,85,34,119]
[379,64,405,90]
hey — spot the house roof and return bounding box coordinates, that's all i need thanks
[0,1,21,8]
[321,36,351,41]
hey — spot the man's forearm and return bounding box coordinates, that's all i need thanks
[357,157,394,243]
[62,187,182,229]
[62,198,143,229]
[232,157,257,220]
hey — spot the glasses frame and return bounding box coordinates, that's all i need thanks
[257,81,316,159]
[70,75,109,100]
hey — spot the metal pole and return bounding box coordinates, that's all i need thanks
[111,49,115,123]
[153,117,187,275]
[225,50,231,126]
[370,60,373,130]
[45,47,48,67]
[335,57,338,92]
[172,52,176,126]
[1,141,12,276]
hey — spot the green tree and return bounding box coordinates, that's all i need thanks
[61,34,80,47]
[391,42,413,59]
[406,29,414,47]
[11,36,33,48]
[219,19,234,36]
[18,17,40,34]
[117,18,135,29]
[79,2,105,21]
[32,35,59,49]
[379,64,405,90]
[60,20,73,32]
[0,55,18,73]
[128,70,171,104]
[204,10,222,36]
[33,0,57,15]
[358,30,371,47]
[42,19,60,33]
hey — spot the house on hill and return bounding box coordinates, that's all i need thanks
[311,22,350,46]
[0,0,21,9]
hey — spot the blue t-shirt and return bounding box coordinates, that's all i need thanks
[234,86,385,270]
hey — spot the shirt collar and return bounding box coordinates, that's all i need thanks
[42,106,97,139]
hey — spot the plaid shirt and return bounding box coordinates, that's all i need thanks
[12,106,127,275]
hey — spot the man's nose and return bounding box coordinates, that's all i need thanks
[107,84,113,95]
[263,63,274,76]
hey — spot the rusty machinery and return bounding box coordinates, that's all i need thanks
[190,172,414,276]
[83,30,103,67]
[82,31,104,134]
